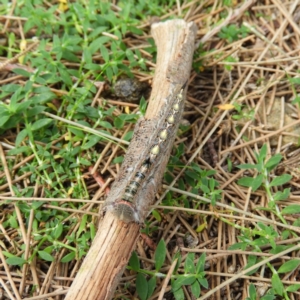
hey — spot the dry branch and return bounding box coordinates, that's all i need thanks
[65,19,197,300]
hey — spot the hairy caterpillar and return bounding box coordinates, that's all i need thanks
[107,82,187,223]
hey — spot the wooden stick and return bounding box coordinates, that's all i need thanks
[65,19,197,300]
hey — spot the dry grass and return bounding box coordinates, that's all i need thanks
[1,1,300,299]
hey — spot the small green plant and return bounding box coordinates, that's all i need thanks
[218,24,249,43]
[162,162,221,213]
[0,0,167,278]
[188,163,221,206]
[128,239,207,300]
[287,75,300,105]
[223,55,238,71]
[237,144,292,224]
[232,102,255,121]
[226,144,300,299]
[246,283,276,300]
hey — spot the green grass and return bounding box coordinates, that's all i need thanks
[0,1,191,298]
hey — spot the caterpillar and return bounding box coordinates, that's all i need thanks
[110,82,186,223]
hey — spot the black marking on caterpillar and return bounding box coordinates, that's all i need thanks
[110,81,187,223]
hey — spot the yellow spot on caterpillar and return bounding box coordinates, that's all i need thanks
[177,91,183,100]
[173,103,180,111]
[151,145,160,155]
[167,115,175,124]
[159,129,168,140]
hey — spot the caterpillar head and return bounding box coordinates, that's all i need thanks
[112,200,140,223]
